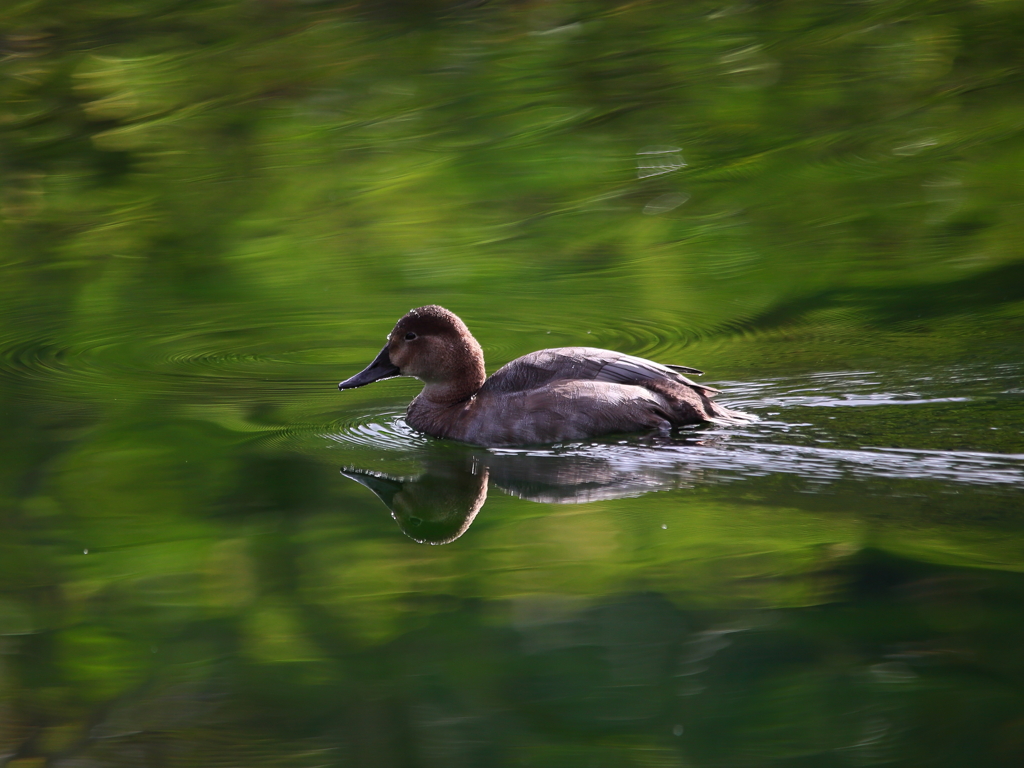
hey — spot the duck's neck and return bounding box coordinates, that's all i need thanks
[420,336,486,405]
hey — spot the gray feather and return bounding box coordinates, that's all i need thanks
[482,347,719,396]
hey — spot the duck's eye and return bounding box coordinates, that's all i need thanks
[404,332,418,341]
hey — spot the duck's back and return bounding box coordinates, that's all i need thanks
[480,347,717,396]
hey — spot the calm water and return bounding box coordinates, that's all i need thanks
[2,1,1024,766]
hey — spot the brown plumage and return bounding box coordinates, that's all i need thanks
[339,305,754,447]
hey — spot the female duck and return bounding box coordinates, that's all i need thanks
[339,305,753,447]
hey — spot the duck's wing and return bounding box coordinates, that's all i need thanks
[481,347,719,395]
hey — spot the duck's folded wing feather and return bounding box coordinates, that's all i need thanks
[482,347,719,395]
[589,351,719,393]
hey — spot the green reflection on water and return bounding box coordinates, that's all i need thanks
[2,0,1024,765]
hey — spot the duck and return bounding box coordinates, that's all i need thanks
[338,305,754,447]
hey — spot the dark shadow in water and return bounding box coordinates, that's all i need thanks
[750,258,1024,330]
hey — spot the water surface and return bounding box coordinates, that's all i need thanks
[2,1,1024,766]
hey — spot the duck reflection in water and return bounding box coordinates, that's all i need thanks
[342,459,489,545]
[342,440,717,544]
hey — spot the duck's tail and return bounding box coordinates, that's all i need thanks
[646,380,757,427]
[700,387,758,425]
[704,403,758,426]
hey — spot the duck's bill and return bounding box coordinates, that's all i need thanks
[341,468,403,504]
[338,344,401,389]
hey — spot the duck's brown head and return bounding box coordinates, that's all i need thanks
[339,305,485,403]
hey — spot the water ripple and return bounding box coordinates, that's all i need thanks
[323,409,434,452]
[489,435,1024,490]
[0,321,343,401]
